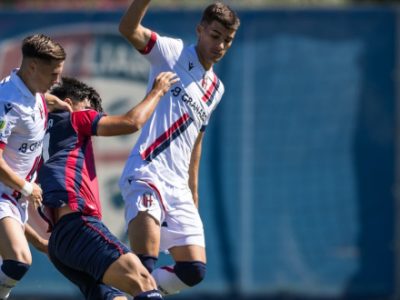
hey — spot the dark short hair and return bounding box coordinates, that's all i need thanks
[50,77,103,113]
[201,2,240,31]
[22,34,66,61]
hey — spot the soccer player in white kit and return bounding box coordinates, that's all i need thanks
[119,0,240,295]
[0,34,66,299]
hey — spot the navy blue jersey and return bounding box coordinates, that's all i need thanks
[38,109,104,220]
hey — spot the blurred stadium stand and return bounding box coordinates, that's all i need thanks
[0,1,400,300]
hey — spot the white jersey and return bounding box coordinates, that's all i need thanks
[0,69,47,198]
[120,32,225,188]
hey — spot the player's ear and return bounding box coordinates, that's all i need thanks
[196,24,203,37]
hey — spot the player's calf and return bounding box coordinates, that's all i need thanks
[0,259,30,299]
[152,261,206,295]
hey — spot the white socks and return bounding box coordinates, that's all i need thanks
[151,266,189,296]
[0,267,17,300]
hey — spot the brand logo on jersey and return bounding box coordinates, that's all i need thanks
[188,61,194,71]
[141,192,154,208]
[4,103,12,114]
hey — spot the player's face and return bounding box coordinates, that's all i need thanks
[32,59,64,93]
[196,20,236,68]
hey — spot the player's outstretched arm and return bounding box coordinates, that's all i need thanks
[45,93,72,112]
[96,71,178,136]
[119,0,153,51]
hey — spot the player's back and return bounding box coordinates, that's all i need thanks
[39,110,102,219]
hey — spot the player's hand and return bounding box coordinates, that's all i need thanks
[45,93,73,112]
[28,183,43,209]
[152,72,179,96]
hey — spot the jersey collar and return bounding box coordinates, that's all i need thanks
[10,68,36,100]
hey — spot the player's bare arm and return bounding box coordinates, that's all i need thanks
[0,149,42,208]
[189,132,204,208]
[97,71,178,136]
[24,223,48,254]
[45,93,72,112]
[119,0,153,51]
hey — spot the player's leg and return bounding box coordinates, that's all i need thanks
[0,199,32,300]
[102,252,163,299]
[152,245,206,295]
[48,213,128,300]
[128,211,160,270]
[150,187,206,295]
[123,180,164,272]
[0,217,31,299]
[49,250,127,300]
[50,212,163,299]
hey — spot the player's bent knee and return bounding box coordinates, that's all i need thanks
[1,259,30,280]
[174,261,206,287]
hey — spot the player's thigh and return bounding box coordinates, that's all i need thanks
[50,252,127,300]
[169,245,206,263]
[103,252,156,296]
[128,211,161,256]
[0,217,31,263]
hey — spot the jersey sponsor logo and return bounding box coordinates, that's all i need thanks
[18,139,43,153]
[171,86,207,122]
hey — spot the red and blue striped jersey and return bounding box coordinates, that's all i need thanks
[38,109,105,219]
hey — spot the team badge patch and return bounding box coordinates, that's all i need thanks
[139,192,156,209]
[0,119,6,131]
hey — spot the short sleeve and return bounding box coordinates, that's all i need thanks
[141,31,184,67]
[71,110,105,137]
[0,102,19,148]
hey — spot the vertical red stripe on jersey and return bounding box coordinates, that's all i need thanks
[141,113,191,161]
[202,73,218,103]
[40,93,48,129]
[65,148,80,211]
[139,31,157,55]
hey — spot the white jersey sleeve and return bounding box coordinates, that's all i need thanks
[143,32,184,68]
[0,102,19,146]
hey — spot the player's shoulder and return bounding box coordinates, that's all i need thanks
[156,33,185,54]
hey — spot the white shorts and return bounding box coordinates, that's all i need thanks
[0,195,28,225]
[121,178,205,252]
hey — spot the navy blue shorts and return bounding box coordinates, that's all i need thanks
[48,212,130,300]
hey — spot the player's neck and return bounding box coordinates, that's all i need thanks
[195,46,213,71]
[16,68,36,95]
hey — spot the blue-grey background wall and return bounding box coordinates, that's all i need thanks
[0,7,396,300]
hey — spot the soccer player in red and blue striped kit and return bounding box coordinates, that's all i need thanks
[37,72,178,300]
